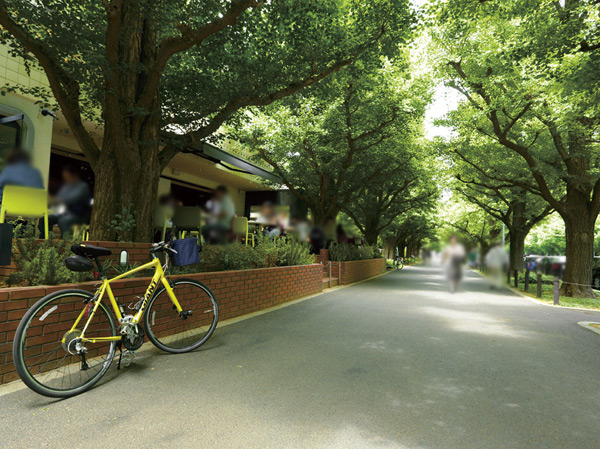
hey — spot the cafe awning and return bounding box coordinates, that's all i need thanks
[186,142,281,184]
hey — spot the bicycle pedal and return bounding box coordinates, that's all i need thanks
[121,350,135,367]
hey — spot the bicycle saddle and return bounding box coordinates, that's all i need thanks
[71,243,112,258]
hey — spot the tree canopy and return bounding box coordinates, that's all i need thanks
[428,0,600,296]
[0,0,413,240]
[237,57,432,230]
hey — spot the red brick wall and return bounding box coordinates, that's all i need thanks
[0,240,153,281]
[336,258,386,285]
[0,263,323,385]
[315,249,329,265]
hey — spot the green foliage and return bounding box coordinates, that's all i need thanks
[275,239,315,267]
[170,236,315,274]
[524,214,566,256]
[427,0,600,295]
[0,0,415,242]
[328,243,381,262]
[110,201,136,242]
[237,57,432,227]
[199,242,277,272]
[8,221,89,286]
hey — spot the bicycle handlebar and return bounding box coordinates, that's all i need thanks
[150,241,178,254]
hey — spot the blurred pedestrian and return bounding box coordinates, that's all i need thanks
[441,235,466,293]
[485,242,509,289]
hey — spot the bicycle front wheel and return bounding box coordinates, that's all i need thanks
[144,279,218,353]
[12,289,118,398]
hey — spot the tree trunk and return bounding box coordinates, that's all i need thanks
[560,209,596,298]
[508,230,526,272]
[89,139,161,242]
[88,4,162,243]
[310,208,338,227]
[364,229,379,246]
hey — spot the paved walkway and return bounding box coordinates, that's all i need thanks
[2,266,600,448]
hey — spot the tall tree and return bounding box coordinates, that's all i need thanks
[442,137,552,271]
[381,212,436,259]
[343,155,438,245]
[429,0,600,296]
[239,60,430,225]
[0,0,412,241]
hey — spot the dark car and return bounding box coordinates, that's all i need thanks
[592,266,600,289]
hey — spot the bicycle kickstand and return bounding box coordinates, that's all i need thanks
[116,341,123,370]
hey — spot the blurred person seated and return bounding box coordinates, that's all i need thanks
[43,165,91,238]
[156,193,178,240]
[323,218,337,248]
[336,223,349,244]
[288,217,310,242]
[256,201,281,239]
[203,192,219,225]
[202,185,235,244]
[309,225,327,255]
[0,147,44,205]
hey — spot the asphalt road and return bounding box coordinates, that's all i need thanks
[2,265,600,448]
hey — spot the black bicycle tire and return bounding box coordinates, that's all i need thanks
[144,279,219,354]
[12,289,118,398]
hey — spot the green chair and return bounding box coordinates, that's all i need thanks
[172,206,202,239]
[0,185,49,239]
[233,216,254,247]
[154,206,174,241]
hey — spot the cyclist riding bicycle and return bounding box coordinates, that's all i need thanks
[394,247,404,270]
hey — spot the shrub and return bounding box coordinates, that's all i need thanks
[110,201,136,242]
[168,236,314,274]
[329,243,381,262]
[8,221,90,286]
[199,237,278,272]
[275,239,315,267]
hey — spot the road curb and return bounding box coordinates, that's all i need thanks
[577,321,600,336]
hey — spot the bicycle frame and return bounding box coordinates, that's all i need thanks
[63,256,183,345]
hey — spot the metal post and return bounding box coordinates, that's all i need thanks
[537,273,542,298]
[329,262,332,289]
[553,276,560,305]
[524,269,529,293]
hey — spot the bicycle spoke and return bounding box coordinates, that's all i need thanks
[14,291,117,396]
[145,280,218,352]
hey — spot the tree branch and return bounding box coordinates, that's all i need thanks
[137,0,263,111]
[0,4,101,163]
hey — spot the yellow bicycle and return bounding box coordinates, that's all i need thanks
[12,241,218,398]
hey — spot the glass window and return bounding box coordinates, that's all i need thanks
[0,115,22,160]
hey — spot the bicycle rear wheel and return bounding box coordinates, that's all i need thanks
[144,279,218,353]
[12,290,117,398]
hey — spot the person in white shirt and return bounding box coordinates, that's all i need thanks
[485,242,509,289]
[441,235,466,293]
[202,185,235,244]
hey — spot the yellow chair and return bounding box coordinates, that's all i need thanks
[72,224,90,241]
[154,206,174,241]
[0,186,49,239]
[233,216,255,247]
